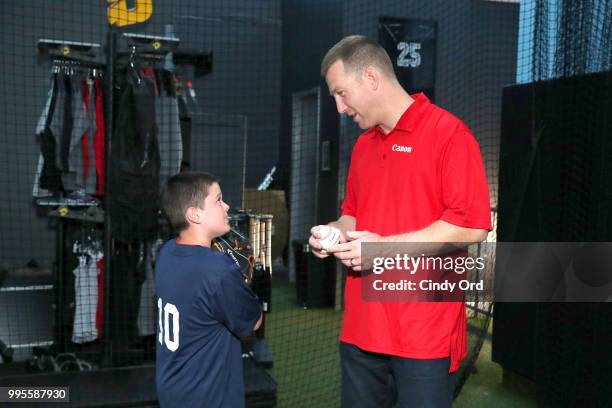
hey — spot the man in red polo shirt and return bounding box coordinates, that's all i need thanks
[309,35,492,407]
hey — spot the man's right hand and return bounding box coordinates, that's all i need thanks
[309,225,330,258]
[309,216,355,259]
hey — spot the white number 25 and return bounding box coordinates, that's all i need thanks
[397,42,421,68]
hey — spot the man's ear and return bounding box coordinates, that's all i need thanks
[363,65,380,91]
[185,207,201,224]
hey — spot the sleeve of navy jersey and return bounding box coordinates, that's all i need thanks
[210,256,262,338]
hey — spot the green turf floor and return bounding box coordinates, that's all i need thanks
[265,278,536,407]
[266,279,342,407]
[453,333,537,408]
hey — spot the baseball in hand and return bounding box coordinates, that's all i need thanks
[318,226,341,250]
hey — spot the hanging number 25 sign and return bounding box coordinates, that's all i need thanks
[379,17,437,101]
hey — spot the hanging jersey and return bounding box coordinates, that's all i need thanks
[73,253,102,343]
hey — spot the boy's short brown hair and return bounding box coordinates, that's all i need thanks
[321,35,396,79]
[161,172,219,232]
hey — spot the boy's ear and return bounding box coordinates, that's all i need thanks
[185,207,201,224]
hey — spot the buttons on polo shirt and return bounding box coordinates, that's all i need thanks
[379,144,388,163]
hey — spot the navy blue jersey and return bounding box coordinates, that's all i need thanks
[155,239,261,408]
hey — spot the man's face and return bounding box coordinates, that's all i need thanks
[200,182,231,237]
[325,60,373,129]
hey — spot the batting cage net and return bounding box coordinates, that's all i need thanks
[0,1,610,407]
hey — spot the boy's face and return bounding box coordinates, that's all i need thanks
[198,182,231,238]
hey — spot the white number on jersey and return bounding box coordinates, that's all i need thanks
[157,297,180,352]
[397,42,422,68]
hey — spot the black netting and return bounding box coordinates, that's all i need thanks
[0,1,610,407]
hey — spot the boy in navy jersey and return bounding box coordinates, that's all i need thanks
[155,172,262,408]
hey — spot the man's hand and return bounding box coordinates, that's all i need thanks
[327,230,382,271]
[309,225,345,258]
[308,216,356,259]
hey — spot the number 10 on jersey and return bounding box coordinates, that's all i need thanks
[158,298,180,351]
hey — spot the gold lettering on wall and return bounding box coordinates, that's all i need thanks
[107,0,153,27]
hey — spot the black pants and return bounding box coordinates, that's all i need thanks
[110,242,146,343]
[340,342,455,408]
[110,69,160,242]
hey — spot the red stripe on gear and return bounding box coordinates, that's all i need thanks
[94,79,105,195]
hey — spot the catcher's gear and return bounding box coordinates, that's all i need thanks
[213,229,255,283]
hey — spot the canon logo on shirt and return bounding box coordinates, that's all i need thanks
[391,144,413,153]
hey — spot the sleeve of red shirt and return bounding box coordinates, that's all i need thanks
[439,128,492,230]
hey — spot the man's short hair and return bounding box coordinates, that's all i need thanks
[321,35,396,79]
[161,172,219,232]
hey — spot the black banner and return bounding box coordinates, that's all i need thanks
[379,17,437,101]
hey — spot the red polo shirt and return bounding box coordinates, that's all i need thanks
[340,93,492,372]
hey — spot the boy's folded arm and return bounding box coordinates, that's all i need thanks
[236,307,262,339]
[212,262,263,338]
[240,311,263,340]
[253,312,263,331]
